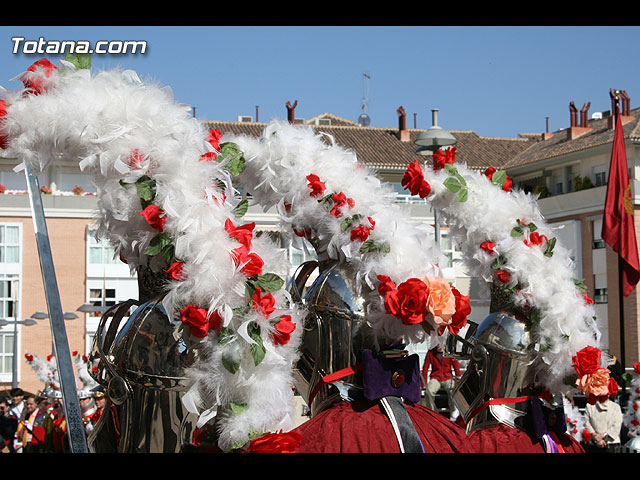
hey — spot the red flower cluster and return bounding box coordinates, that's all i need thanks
[484,167,513,192]
[140,204,166,232]
[306,173,326,198]
[0,100,8,150]
[582,292,595,305]
[225,218,264,276]
[401,160,431,198]
[247,430,302,453]
[573,345,613,402]
[432,147,457,171]
[329,192,355,218]
[271,314,296,345]
[22,59,57,95]
[480,241,496,254]
[495,269,511,283]
[379,277,428,325]
[180,304,223,338]
[199,128,222,162]
[634,362,640,375]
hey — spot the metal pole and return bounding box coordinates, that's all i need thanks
[24,164,88,453]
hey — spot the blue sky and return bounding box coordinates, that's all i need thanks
[1,26,638,139]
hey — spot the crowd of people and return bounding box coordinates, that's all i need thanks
[0,386,106,453]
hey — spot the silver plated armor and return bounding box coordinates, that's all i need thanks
[87,294,199,452]
[290,259,377,417]
[450,311,539,433]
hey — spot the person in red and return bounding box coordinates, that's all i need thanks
[422,343,461,418]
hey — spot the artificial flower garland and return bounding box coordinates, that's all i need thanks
[410,146,601,396]
[228,120,471,348]
[1,58,303,451]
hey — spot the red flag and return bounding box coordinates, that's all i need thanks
[601,106,640,296]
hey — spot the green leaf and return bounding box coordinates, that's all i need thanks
[511,226,524,237]
[544,237,557,257]
[143,233,172,256]
[340,214,363,232]
[491,169,507,187]
[359,239,390,254]
[161,243,175,266]
[248,323,265,367]
[250,273,284,293]
[219,142,246,176]
[528,222,538,232]
[491,255,506,270]
[457,187,468,203]
[136,175,156,208]
[573,278,587,292]
[65,46,91,70]
[443,176,462,193]
[230,402,248,415]
[319,193,335,212]
[218,326,234,345]
[222,353,240,374]
[233,199,249,218]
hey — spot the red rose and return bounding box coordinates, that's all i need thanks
[247,430,302,453]
[306,174,326,198]
[22,58,57,94]
[495,269,511,283]
[484,167,497,178]
[633,362,640,375]
[572,345,602,377]
[401,160,431,198]
[376,275,396,296]
[502,175,513,192]
[383,278,429,326]
[164,261,184,281]
[47,354,54,362]
[225,218,255,248]
[231,244,264,276]
[441,286,470,335]
[272,315,296,345]
[252,287,275,318]
[582,429,591,443]
[608,377,619,396]
[329,192,355,217]
[180,304,215,338]
[206,129,222,150]
[582,292,594,305]
[432,146,457,171]
[293,227,312,238]
[524,231,548,248]
[350,225,370,242]
[140,204,166,232]
[480,241,496,254]
[199,151,217,162]
[25,353,33,362]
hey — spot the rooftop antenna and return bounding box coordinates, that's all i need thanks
[358,72,371,127]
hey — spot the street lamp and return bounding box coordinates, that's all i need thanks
[0,317,37,389]
[414,109,458,248]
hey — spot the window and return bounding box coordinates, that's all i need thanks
[0,276,18,378]
[594,288,608,304]
[0,333,14,377]
[591,218,605,249]
[88,230,120,265]
[440,232,454,269]
[87,287,117,317]
[0,225,20,263]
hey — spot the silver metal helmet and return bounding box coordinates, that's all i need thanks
[87,292,199,453]
[290,259,377,417]
[449,310,539,433]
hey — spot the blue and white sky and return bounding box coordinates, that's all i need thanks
[1,26,637,138]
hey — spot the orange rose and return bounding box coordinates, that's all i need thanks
[425,277,456,326]
[575,367,610,397]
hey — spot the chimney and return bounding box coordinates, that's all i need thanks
[567,100,592,140]
[580,102,591,128]
[286,100,298,124]
[397,106,410,141]
[608,89,635,129]
[542,116,554,140]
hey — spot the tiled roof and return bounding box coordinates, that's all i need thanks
[502,107,640,170]
[206,115,539,173]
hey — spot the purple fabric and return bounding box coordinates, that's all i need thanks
[362,349,421,404]
[529,396,567,440]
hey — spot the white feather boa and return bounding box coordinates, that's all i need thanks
[1,59,303,450]
[25,352,61,397]
[228,120,459,347]
[418,154,601,395]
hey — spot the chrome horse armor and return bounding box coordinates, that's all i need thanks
[87,268,199,453]
[449,310,539,433]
